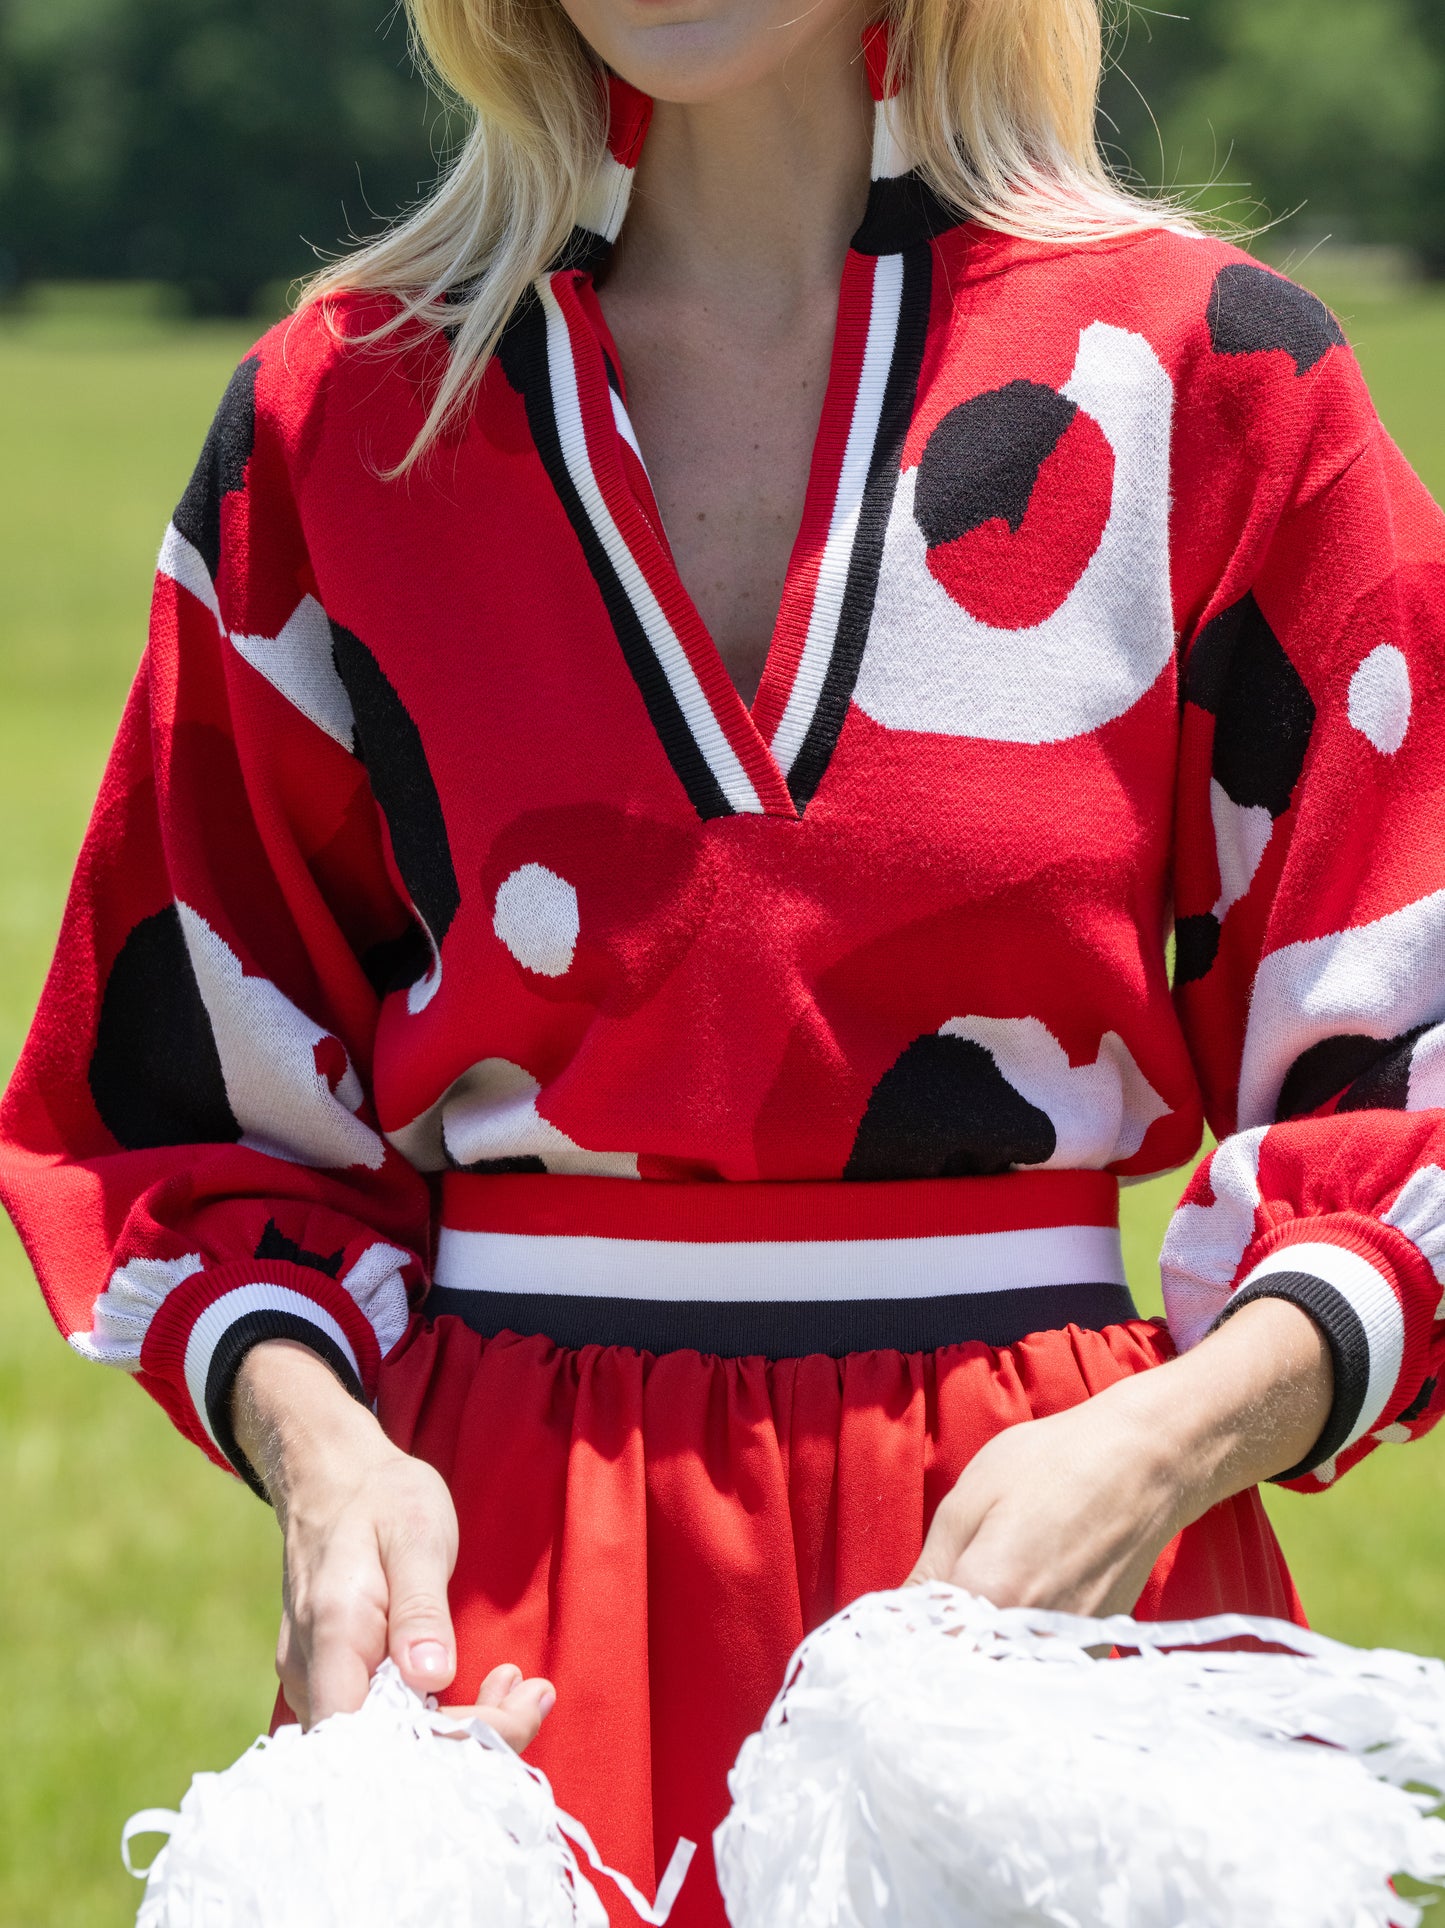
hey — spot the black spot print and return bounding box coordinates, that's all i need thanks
[1337,1028,1431,1112]
[845,1033,1057,1180]
[1207,263,1345,377]
[1276,1023,1431,1120]
[914,382,1078,549]
[330,623,461,953]
[455,1154,548,1176]
[172,356,260,582]
[254,1219,345,1279]
[1172,913,1221,988]
[361,924,433,997]
[89,905,240,1150]
[1398,1377,1438,1425]
[1187,593,1315,818]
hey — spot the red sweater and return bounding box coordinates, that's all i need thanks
[4,76,1445,1495]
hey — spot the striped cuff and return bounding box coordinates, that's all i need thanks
[1213,1237,1406,1482]
[141,1261,383,1496]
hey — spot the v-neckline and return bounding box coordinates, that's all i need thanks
[557,243,931,816]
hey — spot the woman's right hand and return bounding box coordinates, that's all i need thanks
[232,1339,554,1744]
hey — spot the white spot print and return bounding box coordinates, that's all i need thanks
[1406,1024,1445,1113]
[1382,1164,1445,1291]
[1160,1127,1267,1353]
[854,323,1175,743]
[1209,779,1274,920]
[493,864,580,978]
[1348,644,1411,755]
[407,931,443,1016]
[156,526,359,753]
[230,596,356,751]
[386,1057,638,1178]
[175,902,387,1171]
[1237,886,1445,1128]
[338,1241,414,1357]
[157,522,223,629]
[1373,1423,1412,1446]
[935,1016,1172,1169]
[70,1252,206,1370]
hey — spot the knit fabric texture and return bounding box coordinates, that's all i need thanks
[3,77,1445,1492]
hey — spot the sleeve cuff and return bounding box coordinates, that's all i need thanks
[141,1260,384,1496]
[1212,1237,1406,1482]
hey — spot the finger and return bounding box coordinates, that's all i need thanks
[946,1542,1031,1608]
[305,1579,384,1728]
[476,1663,523,1709]
[306,1631,374,1729]
[381,1516,458,1698]
[446,1677,555,1754]
[275,1613,309,1729]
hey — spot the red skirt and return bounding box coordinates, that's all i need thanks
[375,1300,1301,1928]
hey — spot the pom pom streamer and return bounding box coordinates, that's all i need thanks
[123,1661,693,1928]
[714,1584,1445,1928]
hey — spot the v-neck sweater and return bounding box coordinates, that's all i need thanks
[4,64,1445,1498]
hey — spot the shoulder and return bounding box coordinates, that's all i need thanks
[225,292,423,480]
[949,222,1364,429]
[1104,229,1372,462]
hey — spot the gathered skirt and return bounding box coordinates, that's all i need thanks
[365,1311,1302,1928]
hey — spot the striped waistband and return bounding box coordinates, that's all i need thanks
[428,1172,1136,1358]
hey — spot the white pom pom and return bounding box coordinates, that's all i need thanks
[714,1586,1445,1928]
[125,1662,693,1928]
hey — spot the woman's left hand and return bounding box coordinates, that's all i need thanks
[440,1663,556,1752]
[909,1294,1334,1617]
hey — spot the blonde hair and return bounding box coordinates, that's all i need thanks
[304,0,1181,469]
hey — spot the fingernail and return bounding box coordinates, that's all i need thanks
[409,1640,450,1679]
[538,1686,556,1717]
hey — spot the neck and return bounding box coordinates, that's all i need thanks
[609,43,874,314]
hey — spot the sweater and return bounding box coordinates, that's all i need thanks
[4,64,1445,1494]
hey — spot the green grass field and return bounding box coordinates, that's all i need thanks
[2,274,1445,1923]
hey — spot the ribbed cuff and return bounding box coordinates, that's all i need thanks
[141,1260,382,1497]
[1213,1232,1406,1482]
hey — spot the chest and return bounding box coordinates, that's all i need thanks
[322,257,1187,849]
[596,282,841,707]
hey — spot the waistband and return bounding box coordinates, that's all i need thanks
[427,1171,1136,1358]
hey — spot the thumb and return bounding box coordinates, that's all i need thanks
[381,1516,458,1698]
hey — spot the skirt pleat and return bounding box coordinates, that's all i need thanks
[369,1313,1301,1928]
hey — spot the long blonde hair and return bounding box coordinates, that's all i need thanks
[304,0,1179,469]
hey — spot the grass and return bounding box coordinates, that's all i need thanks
[2,272,1444,1922]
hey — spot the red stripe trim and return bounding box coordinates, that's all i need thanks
[140,1258,384,1395]
[604,73,652,167]
[440,1171,1120,1243]
[753,252,878,745]
[861,19,898,100]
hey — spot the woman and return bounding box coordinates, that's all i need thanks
[5,0,1444,1916]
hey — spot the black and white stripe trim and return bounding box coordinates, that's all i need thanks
[185,1283,368,1495]
[427,1279,1137,1360]
[851,97,966,257]
[434,1216,1127,1302]
[775,246,933,808]
[1215,1240,1405,1481]
[498,280,765,821]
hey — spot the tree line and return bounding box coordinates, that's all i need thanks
[0,0,1441,314]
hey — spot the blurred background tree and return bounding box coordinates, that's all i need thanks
[0,0,1443,312]
[0,0,444,313]
[1100,0,1445,271]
